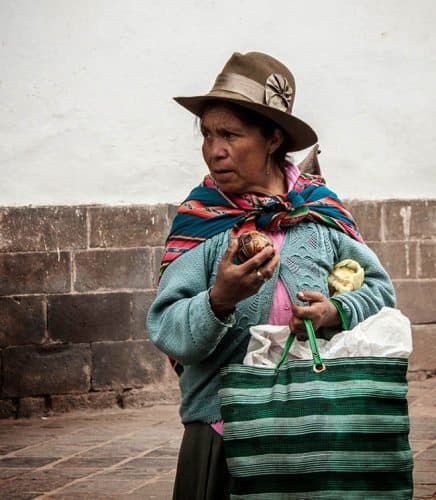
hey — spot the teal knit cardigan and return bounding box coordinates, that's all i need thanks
[146,222,395,424]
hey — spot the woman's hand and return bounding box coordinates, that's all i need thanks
[209,238,279,319]
[290,291,340,340]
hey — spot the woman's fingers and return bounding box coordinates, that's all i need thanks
[290,290,340,333]
[210,238,282,320]
[296,290,325,302]
[290,317,308,339]
[259,253,280,280]
[222,238,239,264]
[291,291,325,334]
[241,245,275,270]
[211,239,274,313]
[243,247,279,285]
[222,240,276,277]
[291,303,319,322]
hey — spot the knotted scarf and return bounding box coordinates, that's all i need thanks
[160,172,364,277]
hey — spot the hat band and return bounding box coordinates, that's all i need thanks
[212,73,265,103]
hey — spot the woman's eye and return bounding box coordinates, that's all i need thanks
[224,131,236,140]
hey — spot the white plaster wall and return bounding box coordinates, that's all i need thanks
[1,0,435,206]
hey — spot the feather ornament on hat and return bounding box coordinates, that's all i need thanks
[297,144,322,176]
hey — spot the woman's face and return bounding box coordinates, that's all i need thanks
[200,104,279,194]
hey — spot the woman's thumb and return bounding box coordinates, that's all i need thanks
[297,290,324,303]
[224,238,239,261]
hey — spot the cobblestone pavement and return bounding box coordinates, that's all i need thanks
[0,379,435,499]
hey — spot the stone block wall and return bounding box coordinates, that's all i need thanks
[0,205,178,418]
[354,200,436,377]
[0,200,435,418]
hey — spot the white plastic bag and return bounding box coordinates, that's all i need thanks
[243,307,412,368]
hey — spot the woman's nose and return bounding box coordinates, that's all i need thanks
[205,137,228,159]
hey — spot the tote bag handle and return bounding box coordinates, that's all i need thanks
[275,300,349,374]
[275,320,326,374]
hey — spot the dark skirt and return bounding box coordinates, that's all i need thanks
[172,422,233,500]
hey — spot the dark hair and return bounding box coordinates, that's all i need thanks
[200,100,291,168]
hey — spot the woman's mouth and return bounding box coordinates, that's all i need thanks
[213,169,233,177]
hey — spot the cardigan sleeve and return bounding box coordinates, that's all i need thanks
[146,237,236,366]
[329,230,396,330]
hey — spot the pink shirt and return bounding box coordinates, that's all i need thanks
[265,163,300,325]
[211,163,300,435]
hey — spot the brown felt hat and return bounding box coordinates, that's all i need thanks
[174,51,318,152]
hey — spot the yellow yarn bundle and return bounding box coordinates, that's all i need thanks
[328,259,365,295]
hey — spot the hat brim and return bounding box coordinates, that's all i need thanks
[174,91,318,152]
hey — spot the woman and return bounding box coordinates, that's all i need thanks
[147,52,395,499]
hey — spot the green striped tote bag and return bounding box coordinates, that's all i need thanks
[219,319,413,499]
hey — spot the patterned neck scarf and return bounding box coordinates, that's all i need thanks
[160,170,364,277]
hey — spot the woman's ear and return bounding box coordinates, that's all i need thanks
[269,128,284,154]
